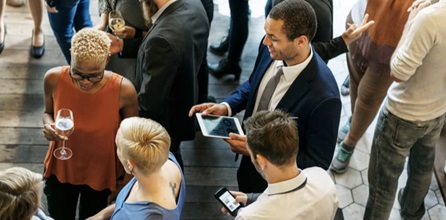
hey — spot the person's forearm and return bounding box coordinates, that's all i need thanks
[90,204,115,220]
[119,38,141,58]
[312,37,348,63]
[43,112,54,126]
[96,13,109,31]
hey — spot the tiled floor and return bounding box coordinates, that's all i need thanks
[1,0,446,219]
[328,0,446,219]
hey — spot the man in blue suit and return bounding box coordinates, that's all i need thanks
[190,0,341,193]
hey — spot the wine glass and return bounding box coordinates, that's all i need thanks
[53,108,74,160]
[109,10,125,32]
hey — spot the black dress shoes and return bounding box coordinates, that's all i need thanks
[208,58,242,80]
[31,30,45,58]
[0,25,6,54]
[209,36,228,56]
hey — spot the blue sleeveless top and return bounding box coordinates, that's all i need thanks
[111,153,186,220]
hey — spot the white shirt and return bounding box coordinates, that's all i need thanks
[388,0,446,121]
[151,0,177,24]
[224,49,313,116]
[235,167,338,220]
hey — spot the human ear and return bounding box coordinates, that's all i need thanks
[256,154,268,170]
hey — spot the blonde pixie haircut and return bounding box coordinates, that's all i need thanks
[116,117,171,174]
[71,28,110,64]
[0,167,44,220]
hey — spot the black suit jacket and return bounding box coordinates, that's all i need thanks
[308,0,348,63]
[120,0,209,141]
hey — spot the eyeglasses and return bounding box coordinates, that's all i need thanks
[70,69,104,83]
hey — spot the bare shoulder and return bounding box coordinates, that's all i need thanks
[44,66,63,80]
[118,76,138,117]
[120,77,137,96]
[166,159,183,183]
[43,66,64,89]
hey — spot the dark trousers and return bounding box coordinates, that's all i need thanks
[237,155,267,193]
[227,0,249,63]
[171,139,184,171]
[44,175,110,220]
[198,0,214,102]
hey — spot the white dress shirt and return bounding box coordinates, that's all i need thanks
[224,49,313,116]
[151,0,177,24]
[235,167,338,220]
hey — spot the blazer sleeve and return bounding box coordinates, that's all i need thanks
[223,80,251,116]
[312,36,348,63]
[119,38,144,59]
[297,96,341,170]
[138,36,179,125]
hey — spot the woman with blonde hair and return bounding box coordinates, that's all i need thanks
[0,167,52,220]
[88,117,185,220]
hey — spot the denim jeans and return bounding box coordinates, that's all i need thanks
[364,107,446,220]
[47,0,92,64]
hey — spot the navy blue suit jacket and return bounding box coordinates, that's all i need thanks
[224,43,341,171]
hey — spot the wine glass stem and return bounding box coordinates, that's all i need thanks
[61,140,66,156]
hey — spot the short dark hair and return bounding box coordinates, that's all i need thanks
[269,0,317,41]
[244,110,299,167]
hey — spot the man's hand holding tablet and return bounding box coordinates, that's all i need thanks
[195,113,244,139]
[189,103,250,156]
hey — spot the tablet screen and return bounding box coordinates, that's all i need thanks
[201,115,241,138]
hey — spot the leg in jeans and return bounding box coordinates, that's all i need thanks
[365,109,445,220]
[227,0,249,64]
[400,115,445,219]
[44,175,79,220]
[365,109,413,220]
[47,0,92,64]
[72,0,92,32]
[78,185,110,220]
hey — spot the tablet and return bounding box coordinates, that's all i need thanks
[195,113,244,139]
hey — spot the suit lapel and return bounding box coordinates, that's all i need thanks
[276,54,319,111]
[144,0,184,38]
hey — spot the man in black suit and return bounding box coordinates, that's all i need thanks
[108,0,209,169]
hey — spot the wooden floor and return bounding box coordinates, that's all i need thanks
[2,0,446,220]
[0,1,257,220]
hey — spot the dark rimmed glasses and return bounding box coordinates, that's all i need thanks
[70,69,104,83]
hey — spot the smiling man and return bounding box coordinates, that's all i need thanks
[190,0,341,193]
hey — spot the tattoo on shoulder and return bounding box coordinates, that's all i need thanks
[170,182,177,199]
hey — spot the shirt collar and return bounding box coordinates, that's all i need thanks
[151,0,177,24]
[278,48,313,82]
[264,169,307,196]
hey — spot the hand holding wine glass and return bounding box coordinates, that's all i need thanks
[54,108,74,160]
[109,10,125,32]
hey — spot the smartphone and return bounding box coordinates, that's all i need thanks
[214,187,243,216]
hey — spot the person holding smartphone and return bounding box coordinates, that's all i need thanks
[218,110,338,219]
